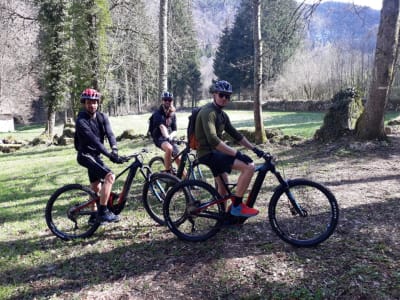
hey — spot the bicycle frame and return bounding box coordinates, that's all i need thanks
[110,153,152,209]
[167,142,198,179]
[214,154,306,216]
[76,152,152,214]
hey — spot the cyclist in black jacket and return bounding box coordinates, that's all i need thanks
[75,88,125,225]
[150,92,182,173]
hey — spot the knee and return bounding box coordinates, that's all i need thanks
[91,181,101,193]
[244,163,255,174]
[104,172,115,184]
[163,144,173,155]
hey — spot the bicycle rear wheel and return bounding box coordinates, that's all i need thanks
[142,173,180,225]
[149,156,165,173]
[163,180,224,242]
[45,184,100,240]
[269,179,339,247]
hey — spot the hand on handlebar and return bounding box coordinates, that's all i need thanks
[252,147,264,158]
[110,152,128,164]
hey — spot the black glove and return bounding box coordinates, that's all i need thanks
[252,147,264,158]
[111,147,118,156]
[109,152,124,164]
[235,151,253,164]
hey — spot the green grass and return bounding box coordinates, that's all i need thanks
[4,110,399,143]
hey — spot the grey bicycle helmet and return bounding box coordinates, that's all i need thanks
[212,80,232,94]
[161,91,173,100]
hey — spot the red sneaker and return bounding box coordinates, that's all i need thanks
[230,203,259,217]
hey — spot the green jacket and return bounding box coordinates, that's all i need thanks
[195,102,243,158]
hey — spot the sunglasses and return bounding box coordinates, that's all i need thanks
[163,98,173,102]
[218,93,231,100]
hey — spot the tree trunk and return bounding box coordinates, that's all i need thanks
[356,0,400,139]
[253,0,266,144]
[46,109,56,138]
[137,61,143,113]
[124,65,130,114]
[159,0,168,96]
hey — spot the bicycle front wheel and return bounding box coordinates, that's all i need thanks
[163,180,224,242]
[269,179,339,247]
[45,184,100,241]
[142,173,180,225]
[188,160,215,187]
[148,156,165,173]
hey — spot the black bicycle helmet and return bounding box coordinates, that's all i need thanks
[161,91,173,100]
[80,88,101,103]
[212,80,232,94]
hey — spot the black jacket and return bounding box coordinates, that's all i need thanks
[75,111,117,157]
[151,105,177,140]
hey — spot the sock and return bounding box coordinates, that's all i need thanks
[98,205,107,214]
[233,196,243,207]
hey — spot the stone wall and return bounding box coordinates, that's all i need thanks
[228,99,400,112]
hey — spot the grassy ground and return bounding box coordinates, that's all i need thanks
[1,111,400,299]
[4,110,328,142]
[5,110,399,142]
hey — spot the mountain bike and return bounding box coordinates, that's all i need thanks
[45,150,180,240]
[144,139,214,225]
[163,152,339,247]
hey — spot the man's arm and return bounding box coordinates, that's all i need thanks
[102,113,118,151]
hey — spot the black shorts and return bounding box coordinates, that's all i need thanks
[77,152,111,183]
[153,137,179,157]
[198,151,235,177]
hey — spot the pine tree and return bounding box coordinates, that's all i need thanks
[213,0,302,95]
[36,0,71,137]
[168,0,202,107]
[69,0,111,115]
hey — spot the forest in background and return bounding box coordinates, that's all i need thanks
[0,0,385,125]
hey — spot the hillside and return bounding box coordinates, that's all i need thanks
[193,0,380,52]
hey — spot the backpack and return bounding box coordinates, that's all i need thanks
[74,112,105,151]
[187,107,201,149]
[147,112,155,139]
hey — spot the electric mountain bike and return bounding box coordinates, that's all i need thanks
[45,150,180,240]
[163,152,339,247]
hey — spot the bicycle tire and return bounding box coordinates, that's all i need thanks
[142,173,180,225]
[45,184,100,241]
[268,178,339,247]
[163,179,224,242]
[149,156,165,173]
[188,161,215,187]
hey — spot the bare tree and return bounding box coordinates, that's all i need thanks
[159,0,168,95]
[253,0,266,144]
[356,0,400,139]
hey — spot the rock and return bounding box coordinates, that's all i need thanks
[314,87,363,142]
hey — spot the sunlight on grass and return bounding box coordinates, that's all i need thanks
[3,110,400,143]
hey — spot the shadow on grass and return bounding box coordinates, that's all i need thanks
[2,196,400,299]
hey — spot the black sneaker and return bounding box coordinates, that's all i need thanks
[88,213,97,226]
[97,208,120,224]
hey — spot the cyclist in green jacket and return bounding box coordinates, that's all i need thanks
[195,80,264,218]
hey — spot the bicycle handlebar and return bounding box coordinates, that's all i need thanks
[261,152,273,161]
[122,148,149,162]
